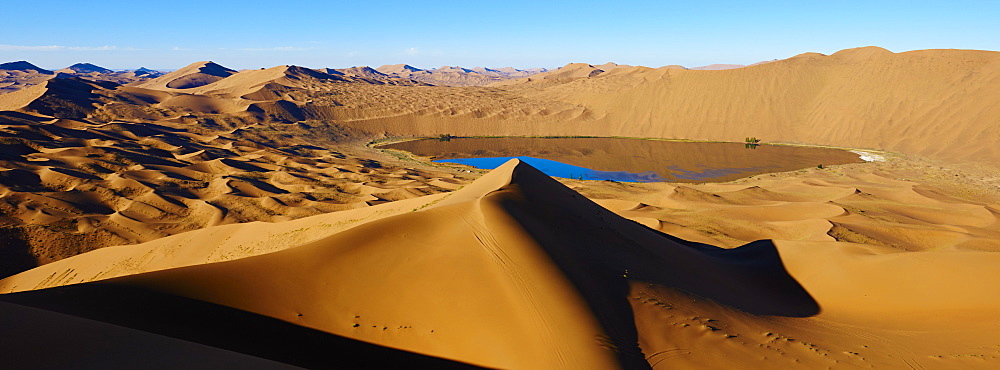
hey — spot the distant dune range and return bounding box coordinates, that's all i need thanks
[4,47,996,162]
[0,47,999,367]
[0,61,163,94]
[353,47,1000,163]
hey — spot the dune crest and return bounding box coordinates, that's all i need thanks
[375,63,546,86]
[350,47,1000,164]
[135,61,237,90]
[3,160,998,368]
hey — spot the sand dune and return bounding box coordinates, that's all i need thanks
[516,47,1000,162]
[322,66,428,86]
[6,47,998,166]
[57,63,113,74]
[2,159,998,368]
[0,77,122,119]
[0,48,995,274]
[15,47,993,165]
[134,61,237,90]
[471,66,548,78]
[0,61,55,94]
[0,112,471,278]
[54,63,164,86]
[348,47,1000,164]
[375,63,546,86]
[495,62,608,84]
[0,61,52,74]
[689,63,746,70]
[0,61,161,94]
[1,46,999,367]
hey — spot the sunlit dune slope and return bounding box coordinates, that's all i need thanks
[4,160,999,368]
[134,61,237,90]
[0,112,468,278]
[346,47,1000,163]
[522,47,1000,162]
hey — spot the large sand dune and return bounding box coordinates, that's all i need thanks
[2,160,998,368]
[135,61,237,90]
[345,47,1000,163]
[0,111,470,278]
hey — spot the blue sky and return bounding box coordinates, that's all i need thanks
[2,0,997,70]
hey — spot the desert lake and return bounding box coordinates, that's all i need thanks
[381,137,865,182]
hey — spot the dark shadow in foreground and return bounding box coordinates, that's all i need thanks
[0,227,37,280]
[0,283,484,369]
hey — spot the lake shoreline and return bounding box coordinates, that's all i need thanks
[378,136,868,183]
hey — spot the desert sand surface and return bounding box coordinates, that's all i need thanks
[364,47,1000,163]
[0,61,163,94]
[0,61,55,94]
[0,110,470,278]
[374,64,546,86]
[0,46,999,368]
[2,159,998,369]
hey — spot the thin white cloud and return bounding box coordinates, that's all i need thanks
[67,45,117,51]
[231,46,314,52]
[346,50,361,57]
[406,47,419,56]
[0,45,64,51]
[0,44,117,51]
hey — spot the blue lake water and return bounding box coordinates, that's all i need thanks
[381,137,864,183]
[434,156,666,182]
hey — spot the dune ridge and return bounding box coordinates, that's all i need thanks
[2,159,998,368]
[349,47,1000,164]
[1,61,164,95]
[0,111,470,278]
[135,61,238,90]
[0,46,996,276]
[10,47,993,164]
[375,64,547,86]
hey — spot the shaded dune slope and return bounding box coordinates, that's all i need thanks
[0,77,115,117]
[0,61,56,94]
[1,160,816,368]
[0,62,163,94]
[135,61,237,90]
[0,288,481,369]
[0,300,301,369]
[2,160,999,368]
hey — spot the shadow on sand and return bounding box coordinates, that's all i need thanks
[0,283,483,369]
[494,162,819,368]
